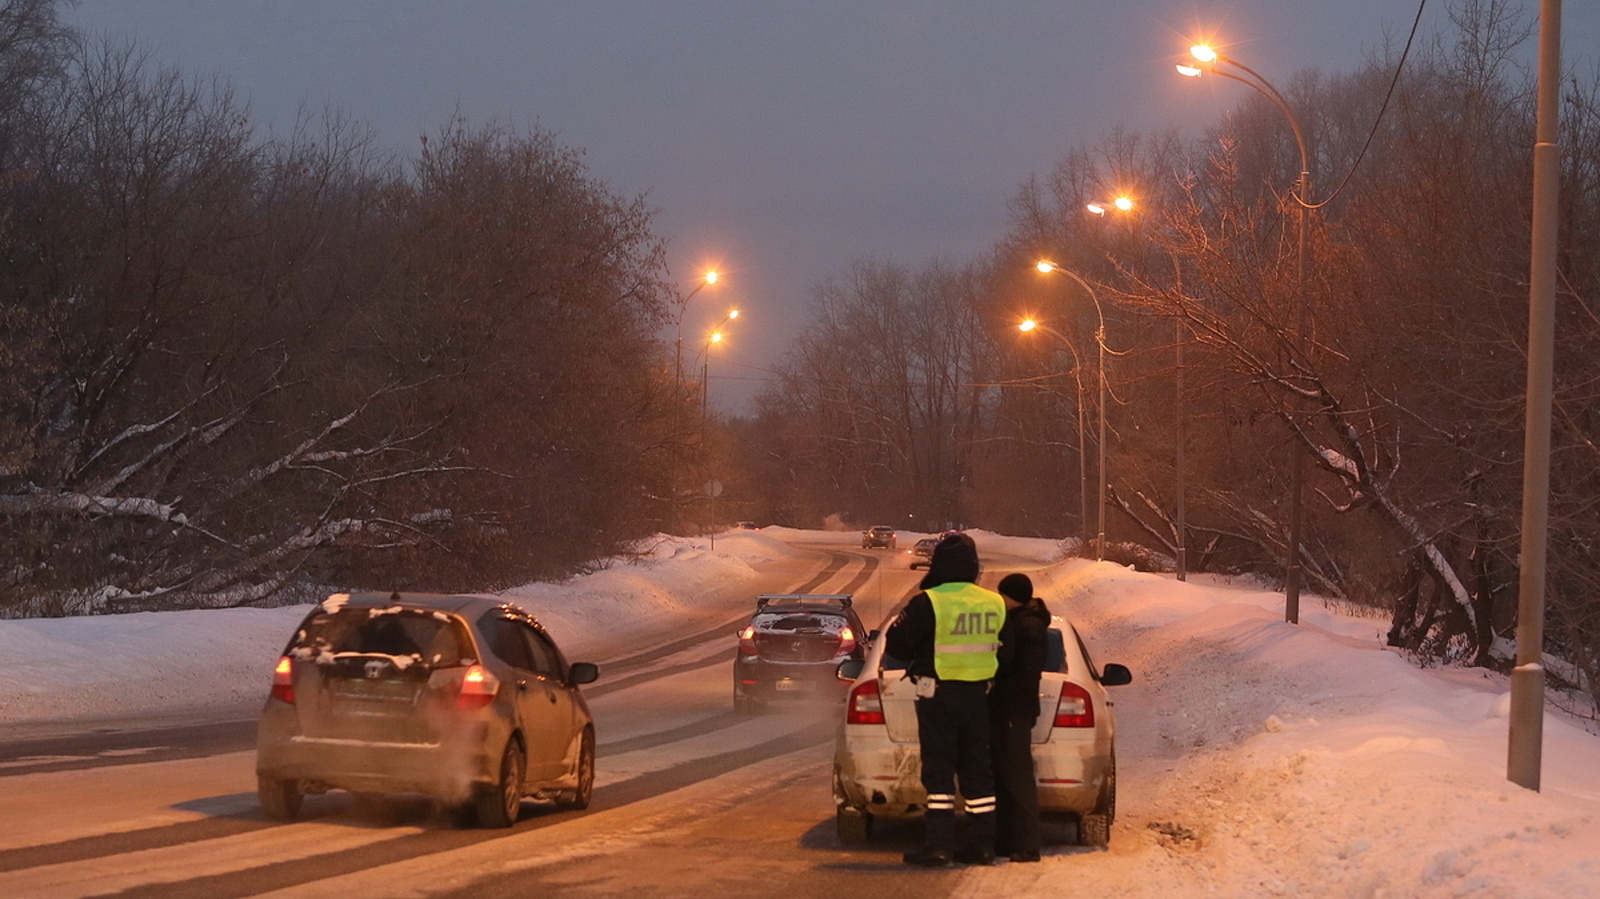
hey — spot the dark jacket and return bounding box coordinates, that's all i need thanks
[990,596,1051,721]
[884,592,938,680]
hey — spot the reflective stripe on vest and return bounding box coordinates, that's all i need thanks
[927,582,1005,681]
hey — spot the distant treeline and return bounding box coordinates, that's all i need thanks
[0,0,692,615]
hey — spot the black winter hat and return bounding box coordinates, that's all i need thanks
[998,572,1034,603]
[920,532,980,589]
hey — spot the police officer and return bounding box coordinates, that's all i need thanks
[885,532,1006,867]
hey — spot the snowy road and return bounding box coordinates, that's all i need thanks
[3,531,1597,898]
[0,542,975,898]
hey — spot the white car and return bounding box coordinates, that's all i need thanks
[831,611,1131,846]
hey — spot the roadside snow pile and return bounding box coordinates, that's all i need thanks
[0,531,782,727]
[1023,559,1600,897]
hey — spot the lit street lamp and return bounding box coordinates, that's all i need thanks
[1028,261,1109,561]
[1179,42,1311,623]
[1085,196,1187,582]
[674,270,720,388]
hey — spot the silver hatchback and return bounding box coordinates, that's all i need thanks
[256,592,599,827]
[832,610,1131,846]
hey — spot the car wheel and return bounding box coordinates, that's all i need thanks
[1078,755,1116,847]
[836,808,872,844]
[557,728,596,811]
[475,738,524,828]
[258,775,303,821]
[734,693,762,715]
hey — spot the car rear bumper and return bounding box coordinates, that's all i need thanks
[256,708,499,800]
[735,657,850,700]
[833,727,1110,817]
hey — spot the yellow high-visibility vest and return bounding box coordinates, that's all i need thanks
[928,582,1005,681]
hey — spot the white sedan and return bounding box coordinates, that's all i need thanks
[831,610,1131,846]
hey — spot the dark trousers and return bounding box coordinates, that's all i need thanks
[990,713,1041,855]
[914,680,995,853]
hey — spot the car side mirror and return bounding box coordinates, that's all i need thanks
[568,662,600,686]
[1100,663,1132,687]
[836,659,865,683]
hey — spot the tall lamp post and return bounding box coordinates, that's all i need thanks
[695,314,739,545]
[674,270,720,388]
[1179,43,1311,623]
[1029,261,1108,561]
[1087,196,1187,581]
[668,270,720,535]
[1509,0,1561,793]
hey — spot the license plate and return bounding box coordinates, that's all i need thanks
[775,678,812,692]
[329,679,417,702]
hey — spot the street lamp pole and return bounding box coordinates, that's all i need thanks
[674,270,720,389]
[1509,0,1561,793]
[1032,261,1108,561]
[669,271,719,535]
[1087,197,1188,581]
[1180,45,1311,622]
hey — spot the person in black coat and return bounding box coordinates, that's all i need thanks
[991,572,1052,862]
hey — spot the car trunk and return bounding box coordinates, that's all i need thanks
[753,615,845,662]
[287,609,472,744]
[878,674,1065,745]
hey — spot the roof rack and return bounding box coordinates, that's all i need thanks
[756,593,853,609]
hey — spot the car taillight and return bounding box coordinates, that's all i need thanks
[1053,681,1095,728]
[837,626,857,656]
[270,656,295,704]
[846,678,885,725]
[456,664,500,710]
[738,626,760,656]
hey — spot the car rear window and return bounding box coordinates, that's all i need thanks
[288,607,474,668]
[751,611,849,633]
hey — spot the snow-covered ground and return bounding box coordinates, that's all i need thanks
[2,528,1597,895]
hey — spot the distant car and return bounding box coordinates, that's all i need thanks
[861,526,897,550]
[907,537,938,569]
[736,520,761,530]
[733,594,866,714]
[832,612,1131,847]
[256,592,600,828]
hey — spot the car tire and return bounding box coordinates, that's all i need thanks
[836,808,872,844]
[734,693,761,715]
[258,775,303,820]
[557,728,596,811]
[1078,755,1116,847]
[475,738,525,828]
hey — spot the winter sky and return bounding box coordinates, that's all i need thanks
[62,1,1600,412]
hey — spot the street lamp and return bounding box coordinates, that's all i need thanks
[1029,261,1108,561]
[1085,196,1187,582]
[1179,42,1311,623]
[668,270,720,535]
[1018,314,1092,553]
[674,270,720,388]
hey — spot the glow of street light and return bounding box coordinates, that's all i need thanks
[1086,202,1107,216]
[1189,44,1217,63]
[1018,318,1038,332]
[1036,260,1057,274]
[727,308,739,320]
[1175,64,1203,77]
[710,331,724,344]
[704,270,718,285]
[1114,196,1134,212]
